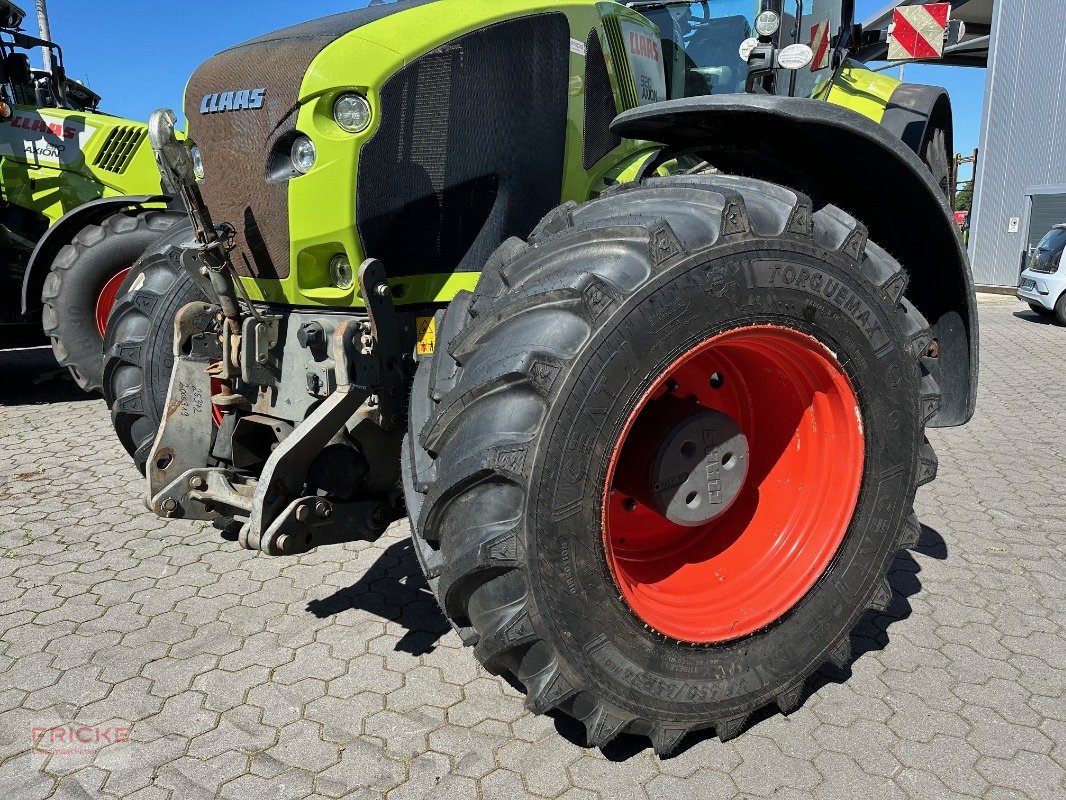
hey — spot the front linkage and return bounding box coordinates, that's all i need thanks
[143,109,411,555]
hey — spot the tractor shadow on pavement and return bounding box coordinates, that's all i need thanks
[0,345,94,405]
[551,520,949,761]
[307,504,948,761]
[306,537,452,656]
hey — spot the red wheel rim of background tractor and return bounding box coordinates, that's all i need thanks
[95,268,131,338]
[95,268,224,425]
[602,325,865,644]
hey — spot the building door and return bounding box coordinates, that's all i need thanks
[1025,193,1066,272]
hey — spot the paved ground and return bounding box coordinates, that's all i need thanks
[0,294,1063,800]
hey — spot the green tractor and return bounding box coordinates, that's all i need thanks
[0,0,181,391]
[104,0,976,753]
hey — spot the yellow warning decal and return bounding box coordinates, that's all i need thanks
[416,316,436,356]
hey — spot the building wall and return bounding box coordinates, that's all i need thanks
[969,0,1066,286]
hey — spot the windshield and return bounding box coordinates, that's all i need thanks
[637,1,845,99]
[639,1,757,97]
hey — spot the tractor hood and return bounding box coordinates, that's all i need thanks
[184,0,441,280]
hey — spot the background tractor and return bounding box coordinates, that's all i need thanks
[0,0,181,392]
[103,0,976,753]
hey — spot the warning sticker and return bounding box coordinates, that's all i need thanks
[0,111,95,167]
[888,3,950,61]
[416,316,436,356]
[569,38,587,57]
[809,20,832,71]
[621,21,667,105]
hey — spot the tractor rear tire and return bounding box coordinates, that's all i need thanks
[42,210,184,393]
[102,221,205,474]
[921,124,952,208]
[403,175,940,755]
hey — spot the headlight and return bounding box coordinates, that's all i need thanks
[755,10,780,37]
[189,145,205,180]
[333,93,372,133]
[291,136,317,175]
[330,254,354,290]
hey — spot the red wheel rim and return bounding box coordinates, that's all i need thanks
[210,378,225,427]
[95,267,131,337]
[602,325,865,643]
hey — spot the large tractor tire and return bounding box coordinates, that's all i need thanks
[921,124,953,208]
[42,210,184,393]
[403,175,940,755]
[102,221,205,474]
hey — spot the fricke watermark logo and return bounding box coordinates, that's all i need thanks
[31,724,130,755]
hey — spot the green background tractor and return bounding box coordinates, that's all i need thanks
[104,0,976,754]
[0,0,181,392]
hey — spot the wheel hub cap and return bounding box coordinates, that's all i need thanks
[651,410,749,526]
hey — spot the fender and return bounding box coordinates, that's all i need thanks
[612,95,976,427]
[880,84,953,165]
[20,194,174,317]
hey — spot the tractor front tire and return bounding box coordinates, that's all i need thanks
[403,175,940,755]
[102,221,205,474]
[42,210,183,393]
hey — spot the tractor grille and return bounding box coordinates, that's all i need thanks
[601,16,639,111]
[92,126,146,174]
[583,29,621,169]
[183,1,441,280]
[356,14,570,277]
[185,40,311,280]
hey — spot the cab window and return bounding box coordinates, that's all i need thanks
[637,1,845,100]
[638,1,761,98]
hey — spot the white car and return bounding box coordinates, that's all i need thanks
[1018,224,1066,324]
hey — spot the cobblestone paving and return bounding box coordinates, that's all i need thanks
[0,294,1063,799]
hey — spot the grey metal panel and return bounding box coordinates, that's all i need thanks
[969,0,1066,287]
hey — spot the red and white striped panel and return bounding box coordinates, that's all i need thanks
[888,3,951,60]
[809,20,832,71]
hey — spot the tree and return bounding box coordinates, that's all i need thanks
[956,180,974,212]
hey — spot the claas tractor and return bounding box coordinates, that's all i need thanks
[103,0,976,753]
[0,0,181,391]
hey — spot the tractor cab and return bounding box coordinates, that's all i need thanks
[631,0,850,99]
[0,0,101,113]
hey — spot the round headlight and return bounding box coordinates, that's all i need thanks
[334,93,372,134]
[189,145,205,180]
[755,10,780,37]
[291,136,317,175]
[330,254,354,290]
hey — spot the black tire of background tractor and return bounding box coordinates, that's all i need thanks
[403,175,941,755]
[41,210,184,394]
[103,221,205,474]
[922,125,953,208]
[1055,293,1066,326]
[1028,302,1054,317]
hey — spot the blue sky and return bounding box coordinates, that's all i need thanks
[38,0,985,165]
